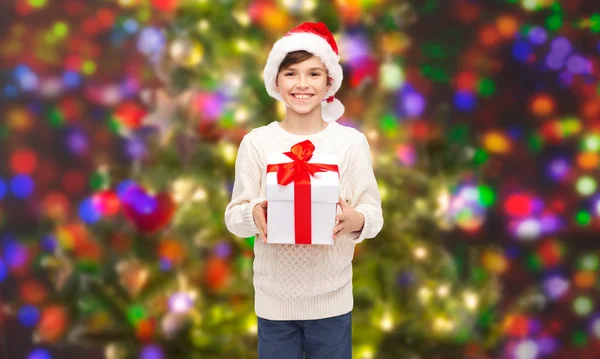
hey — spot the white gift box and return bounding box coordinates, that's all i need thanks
[266,153,339,245]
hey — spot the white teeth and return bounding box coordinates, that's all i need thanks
[293,94,312,99]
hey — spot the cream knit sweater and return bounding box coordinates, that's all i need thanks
[224,120,383,320]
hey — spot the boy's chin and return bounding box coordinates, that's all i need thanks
[287,105,320,115]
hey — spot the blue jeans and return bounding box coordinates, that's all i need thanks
[257,312,352,359]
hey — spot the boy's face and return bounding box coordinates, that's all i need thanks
[275,56,331,117]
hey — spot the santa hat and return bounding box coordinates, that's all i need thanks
[263,22,344,122]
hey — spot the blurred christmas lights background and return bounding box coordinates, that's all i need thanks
[2,0,600,358]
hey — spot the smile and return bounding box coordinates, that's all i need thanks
[291,94,314,101]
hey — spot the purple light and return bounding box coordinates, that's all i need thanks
[558,70,573,86]
[126,137,147,160]
[0,259,7,283]
[19,305,41,327]
[121,77,141,97]
[540,215,561,234]
[543,275,569,300]
[566,55,589,74]
[454,91,476,111]
[194,93,225,123]
[11,174,34,198]
[0,177,6,200]
[139,344,164,359]
[546,53,566,71]
[537,336,557,355]
[79,197,102,224]
[547,158,569,180]
[551,37,571,56]
[27,349,52,359]
[339,35,370,65]
[168,292,194,314]
[213,242,232,259]
[40,235,57,252]
[401,91,425,117]
[3,238,28,269]
[66,129,89,155]
[512,40,532,63]
[116,180,137,199]
[137,27,165,56]
[123,186,157,214]
[528,27,547,45]
[530,198,544,215]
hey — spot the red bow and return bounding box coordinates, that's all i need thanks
[266,140,338,244]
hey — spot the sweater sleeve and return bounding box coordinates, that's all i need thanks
[224,135,265,238]
[346,133,384,244]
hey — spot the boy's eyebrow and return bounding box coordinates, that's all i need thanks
[285,67,326,71]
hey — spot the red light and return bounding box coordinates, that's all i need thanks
[504,193,533,217]
[10,148,38,174]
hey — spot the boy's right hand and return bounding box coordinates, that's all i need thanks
[253,200,268,243]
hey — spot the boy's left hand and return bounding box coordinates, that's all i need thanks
[333,197,364,240]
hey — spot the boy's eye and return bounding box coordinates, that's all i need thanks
[311,72,321,76]
[285,73,295,76]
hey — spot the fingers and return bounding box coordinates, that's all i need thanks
[253,202,268,243]
[259,212,268,243]
[332,223,345,240]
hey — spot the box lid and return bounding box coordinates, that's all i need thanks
[266,153,339,203]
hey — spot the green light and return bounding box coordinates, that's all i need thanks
[29,0,47,8]
[448,123,468,144]
[579,254,600,271]
[380,113,398,134]
[48,108,64,127]
[478,185,496,207]
[471,267,487,283]
[591,14,600,33]
[82,61,96,75]
[473,148,488,165]
[562,117,580,135]
[126,305,147,325]
[526,253,542,272]
[89,171,110,191]
[477,308,494,328]
[575,210,591,226]
[0,124,9,139]
[572,331,587,347]
[53,21,68,38]
[575,176,596,196]
[574,296,594,316]
[454,327,470,343]
[245,236,255,248]
[546,14,563,31]
[478,78,495,97]
[522,0,537,11]
[583,134,600,151]
[422,65,449,83]
[423,43,447,59]
[108,118,121,134]
[527,134,544,152]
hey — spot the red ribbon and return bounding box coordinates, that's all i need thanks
[266,140,339,244]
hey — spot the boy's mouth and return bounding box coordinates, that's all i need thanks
[291,94,314,101]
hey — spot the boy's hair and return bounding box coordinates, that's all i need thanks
[277,50,332,86]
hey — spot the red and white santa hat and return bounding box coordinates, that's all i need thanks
[263,22,344,123]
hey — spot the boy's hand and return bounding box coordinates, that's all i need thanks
[333,197,364,240]
[253,200,268,243]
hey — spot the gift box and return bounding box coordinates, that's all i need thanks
[266,140,339,245]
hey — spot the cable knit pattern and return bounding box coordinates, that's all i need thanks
[224,121,383,320]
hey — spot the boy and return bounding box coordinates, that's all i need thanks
[224,22,383,359]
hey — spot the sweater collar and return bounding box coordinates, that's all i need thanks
[271,120,337,141]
